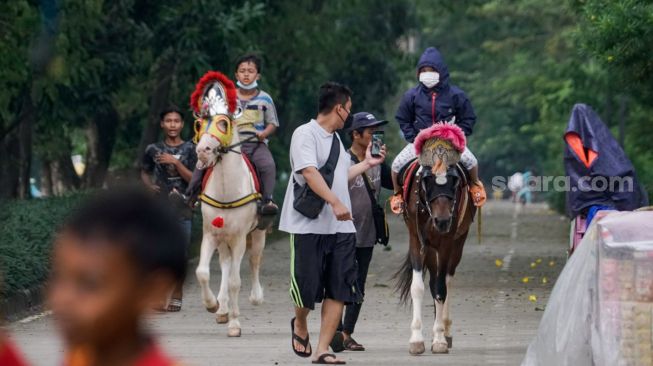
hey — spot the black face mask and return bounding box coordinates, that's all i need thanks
[338,105,353,130]
[343,113,353,130]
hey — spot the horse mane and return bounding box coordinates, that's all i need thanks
[190,71,238,115]
[414,123,466,155]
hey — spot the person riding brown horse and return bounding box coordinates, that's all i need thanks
[395,122,477,355]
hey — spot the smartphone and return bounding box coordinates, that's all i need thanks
[371,131,384,158]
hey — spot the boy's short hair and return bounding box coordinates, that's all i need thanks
[159,105,184,122]
[62,187,187,282]
[318,82,353,115]
[235,53,262,73]
[348,128,366,140]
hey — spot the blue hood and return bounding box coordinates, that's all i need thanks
[417,47,450,88]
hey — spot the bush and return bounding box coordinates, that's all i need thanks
[0,193,89,296]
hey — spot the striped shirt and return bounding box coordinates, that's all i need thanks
[235,90,279,143]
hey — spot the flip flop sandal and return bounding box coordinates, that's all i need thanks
[343,337,365,351]
[312,353,346,364]
[291,317,312,358]
[329,331,345,353]
[167,298,182,312]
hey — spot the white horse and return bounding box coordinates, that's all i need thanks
[192,73,266,338]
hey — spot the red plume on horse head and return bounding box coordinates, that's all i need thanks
[190,71,238,115]
[414,122,466,155]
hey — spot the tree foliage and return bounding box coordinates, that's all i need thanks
[0,0,651,213]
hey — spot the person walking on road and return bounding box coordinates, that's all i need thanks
[330,112,393,353]
[279,83,386,365]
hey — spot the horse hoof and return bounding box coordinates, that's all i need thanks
[445,336,453,348]
[249,296,264,306]
[206,303,219,313]
[409,342,425,355]
[216,313,229,324]
[227,327,241,337]
[205,297,219,313]
[431,342,449,354]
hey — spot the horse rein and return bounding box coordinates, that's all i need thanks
[207,134,258,165]
[217,134,258,155]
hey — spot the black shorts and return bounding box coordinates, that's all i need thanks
[289,233,362,310]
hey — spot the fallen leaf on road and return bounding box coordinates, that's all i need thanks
[549,260,555,267]
[541,277,548,284]
[536,258,542,264]
[495,259,503,268]
[529,295,537,302]
[530,262,537,268]
[522,277,530,284]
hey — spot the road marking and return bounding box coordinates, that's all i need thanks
[17,310,51,324]
[501,248,515,272]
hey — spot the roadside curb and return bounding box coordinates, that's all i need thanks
[1,285,46,322]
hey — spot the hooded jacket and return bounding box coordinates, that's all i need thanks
[396,47,476,143]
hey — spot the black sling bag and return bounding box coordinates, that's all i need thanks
[293,135,340,219]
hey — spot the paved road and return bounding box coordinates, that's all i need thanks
[9,200,568,365]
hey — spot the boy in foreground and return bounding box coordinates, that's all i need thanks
[48,188,187,366]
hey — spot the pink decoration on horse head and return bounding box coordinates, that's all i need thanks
[414,123,466,155]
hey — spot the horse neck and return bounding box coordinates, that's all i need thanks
[453,173,475,234]
[204,137,252,199]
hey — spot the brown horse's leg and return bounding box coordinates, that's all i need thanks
[442,230,471,349]
[407,231,426,355]
[429,244,450,353]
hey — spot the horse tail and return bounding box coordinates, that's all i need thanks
[394,252,414,306]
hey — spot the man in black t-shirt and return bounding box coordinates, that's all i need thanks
[141,106,197,312]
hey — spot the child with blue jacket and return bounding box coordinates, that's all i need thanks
[390,47,486,213]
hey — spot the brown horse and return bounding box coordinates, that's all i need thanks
[395,134,477,355]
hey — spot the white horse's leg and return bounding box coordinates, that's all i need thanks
[195,235,218,312]
[443,275,453,348]
[409,270,426,355]
[431,276,449,353]
[215,242,231,324]
[226,237,246,337]
[248,229,265,305]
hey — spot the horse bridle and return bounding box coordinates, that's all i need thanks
[206,134,258,166]
[414,165,461,254]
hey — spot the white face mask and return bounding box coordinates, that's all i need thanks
[237,80,258,90]
[419,71,440,88]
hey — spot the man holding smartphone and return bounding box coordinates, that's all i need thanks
[330,112,393,352]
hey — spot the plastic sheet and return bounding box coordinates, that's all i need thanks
[523,210,653,366]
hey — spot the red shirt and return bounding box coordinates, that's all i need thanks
[64,342,180,366]
[0,338,29,366]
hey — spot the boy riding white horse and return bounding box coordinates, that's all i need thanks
[191,71,266,337]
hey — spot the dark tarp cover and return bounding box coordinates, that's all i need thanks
[564,103,648,217]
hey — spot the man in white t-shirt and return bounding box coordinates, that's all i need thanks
[279,82,386,365]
